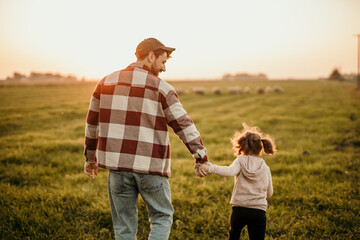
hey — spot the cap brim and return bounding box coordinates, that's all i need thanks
[160,46,176,52]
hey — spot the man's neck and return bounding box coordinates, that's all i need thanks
[136,59,151,70]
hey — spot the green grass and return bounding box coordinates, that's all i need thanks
[0,80,359,239]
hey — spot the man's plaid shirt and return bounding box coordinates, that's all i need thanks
[84,62,208,177]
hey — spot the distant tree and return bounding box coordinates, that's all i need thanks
[258,73,268,80]
[328,68,344,81]
[13,72,26,80]
[30,72,41,79]
[66,74,77,81]
[222,73,232,81]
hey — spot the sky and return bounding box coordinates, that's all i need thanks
[0,0,359,80]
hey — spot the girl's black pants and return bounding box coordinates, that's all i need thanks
[229,206,266,240]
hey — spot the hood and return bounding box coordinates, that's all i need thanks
[238,155,267,182]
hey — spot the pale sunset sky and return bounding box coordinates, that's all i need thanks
[0,0,359,80]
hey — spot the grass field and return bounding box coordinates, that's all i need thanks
[0,79,359,239]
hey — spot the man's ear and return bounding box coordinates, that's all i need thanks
[147,51,155,63]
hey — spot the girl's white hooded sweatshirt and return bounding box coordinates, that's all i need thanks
[209,155,273,211]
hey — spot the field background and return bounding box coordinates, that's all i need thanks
[0,80,359,239]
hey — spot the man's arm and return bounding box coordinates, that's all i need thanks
[161,88,208,163]
[83,83,101,179]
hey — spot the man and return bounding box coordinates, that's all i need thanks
[83,38,208,240]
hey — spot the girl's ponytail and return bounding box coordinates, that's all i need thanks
[231,123,276,156]
[261,138,276,155]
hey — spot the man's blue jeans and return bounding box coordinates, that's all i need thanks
[108,170,174,240]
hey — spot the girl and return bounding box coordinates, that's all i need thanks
[199,123,276,240]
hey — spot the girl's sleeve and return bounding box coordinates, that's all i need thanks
[208,158,241,177]
[267,168,273,198]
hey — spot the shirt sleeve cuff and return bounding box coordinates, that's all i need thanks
[208,163,214,173]
[193,148,207,163]
[84,147,96,163]
[195,155,208,164]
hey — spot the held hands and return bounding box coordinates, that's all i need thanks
[195,162,211,177]
[84,162,98,180]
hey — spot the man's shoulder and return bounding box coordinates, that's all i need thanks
[158,79,175,96]
[99,70,122,85]
[98,63,137,85]
[129,65,175,96]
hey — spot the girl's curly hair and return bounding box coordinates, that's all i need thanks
[231,123,276,156]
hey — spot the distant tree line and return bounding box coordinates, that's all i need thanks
[5,72,82,82]
[222,72,268,81]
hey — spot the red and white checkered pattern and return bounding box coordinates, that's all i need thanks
[84,62,207,177]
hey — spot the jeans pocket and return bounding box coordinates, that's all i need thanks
[140,174,164,193]
[109,170,126,194]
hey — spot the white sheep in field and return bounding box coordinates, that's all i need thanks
[273,85,284,93]
[257,87,265,94]
[243,87,250,94]
[175,88,187,95]
[228,86,241,95]
[212,87,222,95]
[265,86,272,93]
[191,87,206,95]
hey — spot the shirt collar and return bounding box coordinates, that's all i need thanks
[128,62,152,72]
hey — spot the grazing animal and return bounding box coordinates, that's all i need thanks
[273,86,284,93]
[265,86,272,93]
[191,87,206,95]
[212,87,222,95]
[176,88,187,95]
[257,87,265,94]
[228,87,242,95]
[243,87,250,94]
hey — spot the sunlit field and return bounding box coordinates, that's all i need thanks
[0,80,359,239]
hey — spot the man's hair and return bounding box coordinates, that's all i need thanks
[137,49,172,60]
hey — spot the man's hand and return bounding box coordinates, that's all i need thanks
[198,163,210,174]
[84,162,98,180]
[195,162,210,177]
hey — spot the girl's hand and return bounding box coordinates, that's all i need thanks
[199,162,211,175]
[195,162,211,177]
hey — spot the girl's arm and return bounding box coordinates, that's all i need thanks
[208,159,241,177]
[267,169,273,198]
